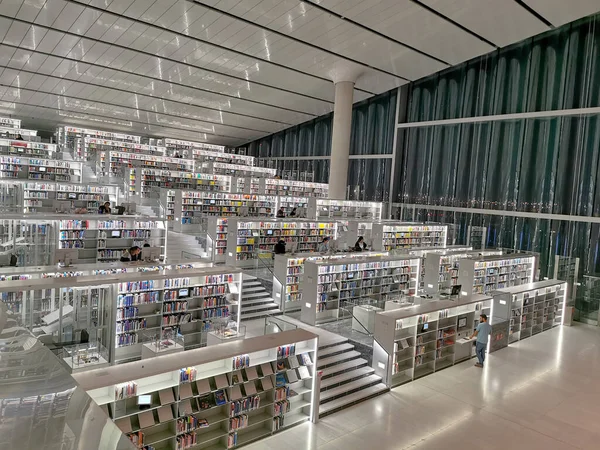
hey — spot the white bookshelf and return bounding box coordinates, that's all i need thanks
[206,162,276,178]
[300,255,421,326]
[0,139,57,159]
[0,125,37,139]
[308,198,383,221]
[173,191,277,232]
[276,196,310,216]
[232,177,261,194]
[193,173,232,193]
[60,126,141,160]
[225,219,337,268]
[22,181,119,214]
[73,329,318,450]
[492,280,567,343]
[272,251,388,313]
[457,254,536,295]
[205,217,229,263]
[0,117,21,128]
[372,294,493,387]
[371,224,448,252]
[58,216,167,264]
[97,150,194,179]
[193,149,254,167]
[261,179,328,198]
[165,138,226,159]
[0,155,82,183]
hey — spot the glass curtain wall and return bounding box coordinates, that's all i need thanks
[247,90,397,200]
[394,13,600,323]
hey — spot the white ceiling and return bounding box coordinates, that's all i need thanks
[0,0,597,145]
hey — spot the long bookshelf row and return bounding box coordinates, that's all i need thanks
[372,224,448,251]
[457,255,536,295]
[60,126,141,160]
[300,255,421,325]
[0,156,82,182]
[0,139,57,159]
[74,330,318,450]
[22,181,118,213]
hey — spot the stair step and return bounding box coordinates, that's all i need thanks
[241,309,283,320]
[317,350,361,369]
[320,374,382,403]
[242,286,266,293]
[320,366,375,390]
[242,299,276,308]
[242,303,280,313]
[318,343,355,358]
[242,280,263,287]
[319,358,369,378]
[242,292,271,299]
[319,383,388,416]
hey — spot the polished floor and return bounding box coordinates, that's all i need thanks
[246,323,600,450]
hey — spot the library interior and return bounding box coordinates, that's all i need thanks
[1,2,600,450]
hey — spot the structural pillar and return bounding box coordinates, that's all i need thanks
[328,80,355,199]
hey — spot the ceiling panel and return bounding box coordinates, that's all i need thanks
[523,0,600,27]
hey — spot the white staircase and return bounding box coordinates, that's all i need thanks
[166,231,207,262]
[317,339,388,416]
[240,275,282,321]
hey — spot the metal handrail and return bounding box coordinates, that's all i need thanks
[181,250,204,260]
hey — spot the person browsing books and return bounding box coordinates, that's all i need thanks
[289,207,297,217]
[274,240,286,255]
[276,207,285,218]
[470,314,492,368]
[129,246,141,261]
[318,236,330,253]
[98,202,111,214]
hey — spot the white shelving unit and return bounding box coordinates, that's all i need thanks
[193,149,254,167]
[58,216,167,264]
[492,280,567,343]
[22,181,119,214]
[371,224,448,252]
[73,329,318,450]
[272,251,388,313]
[457,254,537,295]
[97,150,194,179]
[0,155,82,183]
[0,125,38,139]
[193,173,232,193]
[0,139,57,159]
[205,217,229,263]
[60,126,141,160]
[300,255,421,326]
[261,179,328,198]
[0,117,21,128]
[225,219,337,268]
[422,248,503,295]
[165,138,226,159]
[372,294,492,387]
[206,162,276,178]
[275,196,310,216]
[172,191,277,232]
[307,198,383,221]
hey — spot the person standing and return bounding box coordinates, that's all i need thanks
[276,207,285,218]
[470,314,492,368]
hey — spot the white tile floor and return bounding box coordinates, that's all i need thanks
[245,324,600,450]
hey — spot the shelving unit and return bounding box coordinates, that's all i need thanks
[308,198,383,221]
[206,162,276,178]
[193,173,232,193]
[372,294,492,387]
[0,117,21,128]
[457,254,536,295]
[86,137,166,160]
[74,329,318,450]
[193,149,254,167]
[205,217,229,263]
[0,139,57,159]
[300,255,421,326]
[0,125,38,139]
[58,216,167,264]
[22,181,119,213]
[276,196,310,216]
[272,251,388,313]
[60,126,141,160]
[492,280,567,343]
[165,138,226,159]
[0,156,82,182]
[97,150,194,179]
[422,249,503,295]
[261,179,328,198]
[233,177,261,195]
[371,224,448,252]
[172,191,277,232]
[225,219,337,268]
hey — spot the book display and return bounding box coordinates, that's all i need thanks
[74,329,318,450]
[422,249,502,295]
[371,224,449,251]
[86,137,166,159]
[275,196,310,216]
[165,138,226,159]
[0,266,242,364]
[307,198,383,221]
[372,294,492,387]
[60,126,141,160]
[193,173,232,193]
[300,255,421,326]
[172,191,277,232]
[232,177,261,195]
[0,139,57,159]
[22,181,119,213]
[272,251,388,313]
[492,280,567,343]
[0,155,82,182]
[457,254,536,295]
[225,219,337,267]
[204,162,276,178]
[205,217,229,263]
[97,151,194,179]
[193,149,254,167]
[261,179,328,198]
[132,168,195,198]
[58,216,167,264]
[0,125,37,138]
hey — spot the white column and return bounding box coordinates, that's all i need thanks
[328,81,354,200]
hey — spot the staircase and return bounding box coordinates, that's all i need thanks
[317,339,388,416]
[166,230,207,262]
[240,275,282,321]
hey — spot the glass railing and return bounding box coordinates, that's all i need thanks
[264,316,298,335]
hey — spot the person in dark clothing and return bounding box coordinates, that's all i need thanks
[120,249,131,262]
[276,207,285,218]
[354,236,367,252]
[130,246,141,261]
[143,243,151,248]
[289,208,297,217]
[98,202,111,214]
[274,240,286,255]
